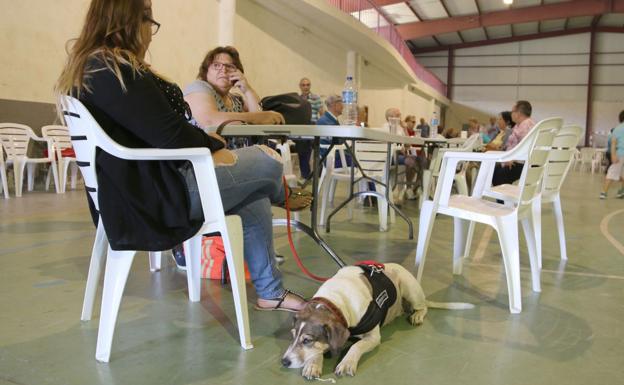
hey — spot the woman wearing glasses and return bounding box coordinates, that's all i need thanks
[184,46,284,128]
[55,0,308,312]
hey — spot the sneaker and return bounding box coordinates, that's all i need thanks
[617,189,624,199]
[171,245,187,270]
[275,254,285,265]
[599,192,607,200]
[405,189,417,200]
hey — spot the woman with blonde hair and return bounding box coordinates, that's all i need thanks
[55,0,307,312]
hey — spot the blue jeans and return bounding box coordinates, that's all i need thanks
[187,146,287,300]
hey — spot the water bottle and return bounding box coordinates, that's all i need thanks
[342,76,357,125]
[430,111,439,136]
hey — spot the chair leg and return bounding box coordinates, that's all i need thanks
[463,221,476,260]
[148,251,161,272]
[27,163,36,191]
[552,194,567,261]
[184,237,202,302]
[452,217,469,275]
[45,167,52,191]
[223,215,253,350]
[13,159,26,197]
[415,201,436,282]
[454,174,468,196]
[70,162,78,190]
[532,198,542,269]
[419,171,431,209]
[95,248,136,363]
[1,167,8,199]
[82,221,108,321]
[50,160,60,194]
[377,185,388,232]
[521,216,541,293]
[495,215,522,314]
[319,176,332,227]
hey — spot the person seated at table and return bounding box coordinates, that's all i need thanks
[441,126,460,139]
[404,115,416,136]
[486,116,500,139]
[383,108,423,200]
[491,101,536,186]
[416,117,430,138]
[184,46,284,148]
[485,111,514,151]
[318,94,352,168]
[55,0,308,312]
[468,117,490,144]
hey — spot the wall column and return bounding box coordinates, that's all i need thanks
[585,29,596,147]
[447,48,454,100]
[218,0,236,46]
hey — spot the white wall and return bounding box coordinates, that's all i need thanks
[0,0,433,130]
[417,32,624,145]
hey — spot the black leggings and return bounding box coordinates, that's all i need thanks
[492,163,524,186]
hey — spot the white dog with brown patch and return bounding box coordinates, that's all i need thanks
[281,263,472,379]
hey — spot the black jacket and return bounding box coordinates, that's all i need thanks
[79,59,224,251]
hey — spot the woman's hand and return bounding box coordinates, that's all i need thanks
[228,70,250,93]
[247,111,285,125]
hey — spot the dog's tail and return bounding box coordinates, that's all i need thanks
[425,300,474,310]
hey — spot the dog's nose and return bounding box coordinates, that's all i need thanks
[281,357,291,367]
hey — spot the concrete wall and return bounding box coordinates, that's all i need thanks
[417,32,624,146]
[0,0,434,130]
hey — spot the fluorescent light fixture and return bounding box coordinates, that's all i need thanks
[503,0,513,4]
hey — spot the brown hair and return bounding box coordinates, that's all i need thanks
[55,0,150,100]
[197,46,244,81]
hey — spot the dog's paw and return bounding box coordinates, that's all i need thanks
[408,309,427,326]
[302,362,322,380]
[335,358,358,377]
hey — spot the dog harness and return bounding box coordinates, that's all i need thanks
[348,262,398,336]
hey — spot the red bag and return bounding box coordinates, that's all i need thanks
[43,147,76,159]
[201,235,251,280]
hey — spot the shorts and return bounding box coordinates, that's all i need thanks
[606,158,624,181]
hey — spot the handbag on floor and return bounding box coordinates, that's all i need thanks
[201,235,251,281]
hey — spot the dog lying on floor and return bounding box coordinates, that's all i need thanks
[281,263,473,379]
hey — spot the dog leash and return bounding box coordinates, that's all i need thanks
[283,177,330,282]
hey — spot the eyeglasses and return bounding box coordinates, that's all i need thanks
[210,62,238,72]
[143,15,160,35]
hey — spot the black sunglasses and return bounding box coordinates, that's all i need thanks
[143,15,160,35]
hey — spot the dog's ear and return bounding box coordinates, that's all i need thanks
[324,322,349,357]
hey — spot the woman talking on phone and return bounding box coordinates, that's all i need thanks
[184,46,284,130]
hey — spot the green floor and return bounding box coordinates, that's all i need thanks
[1,170,623,385]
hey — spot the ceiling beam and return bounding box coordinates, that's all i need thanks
[439,0,465,43]
[411,26,624,54]
[474,0,491,40]
[397,0,624,40]
[403,1,442,46]
[339,0,402,13]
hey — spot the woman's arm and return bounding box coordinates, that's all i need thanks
[228,69,260,112]
[185,91,284,126]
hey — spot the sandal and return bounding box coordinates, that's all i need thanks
[254,290,307,313]
[278,187,313,212]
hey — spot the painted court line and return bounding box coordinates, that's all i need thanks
[467,261,624,280]
[599,208,624,256]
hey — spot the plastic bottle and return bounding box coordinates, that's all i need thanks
[342,76,357,125]
[429,111,439,136]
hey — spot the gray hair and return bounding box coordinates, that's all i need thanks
[325,94,342,107]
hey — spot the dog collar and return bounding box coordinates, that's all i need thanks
[310,297,348,329]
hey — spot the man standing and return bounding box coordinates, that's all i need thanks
[296,77,322,180]
[599,110,624,199]
[492,100,535,186]
[416,117,431,138]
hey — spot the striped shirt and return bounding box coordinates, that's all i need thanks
[301,93,322,123]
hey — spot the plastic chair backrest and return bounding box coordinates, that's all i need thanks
[542,125,584,193]
[276,142,294,176]
[60,98,101,211]
[42,125,73,152]
[516,118,562,204]
[354,141,388,175]
[430,134,479,177]
[0,123,36,158]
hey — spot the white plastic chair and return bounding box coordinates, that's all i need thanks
[591,150,606,174]
[419,133,481,208]
[275,141,301,222]
[41,125,79,193]
[473,125,583,267]
[318,143,359,226]
[353,141,396,231]
[576,147,595,172]
[415,118,561,313]
[0,143,9,199]
[0,123,60,196]
[61,96,252,362]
